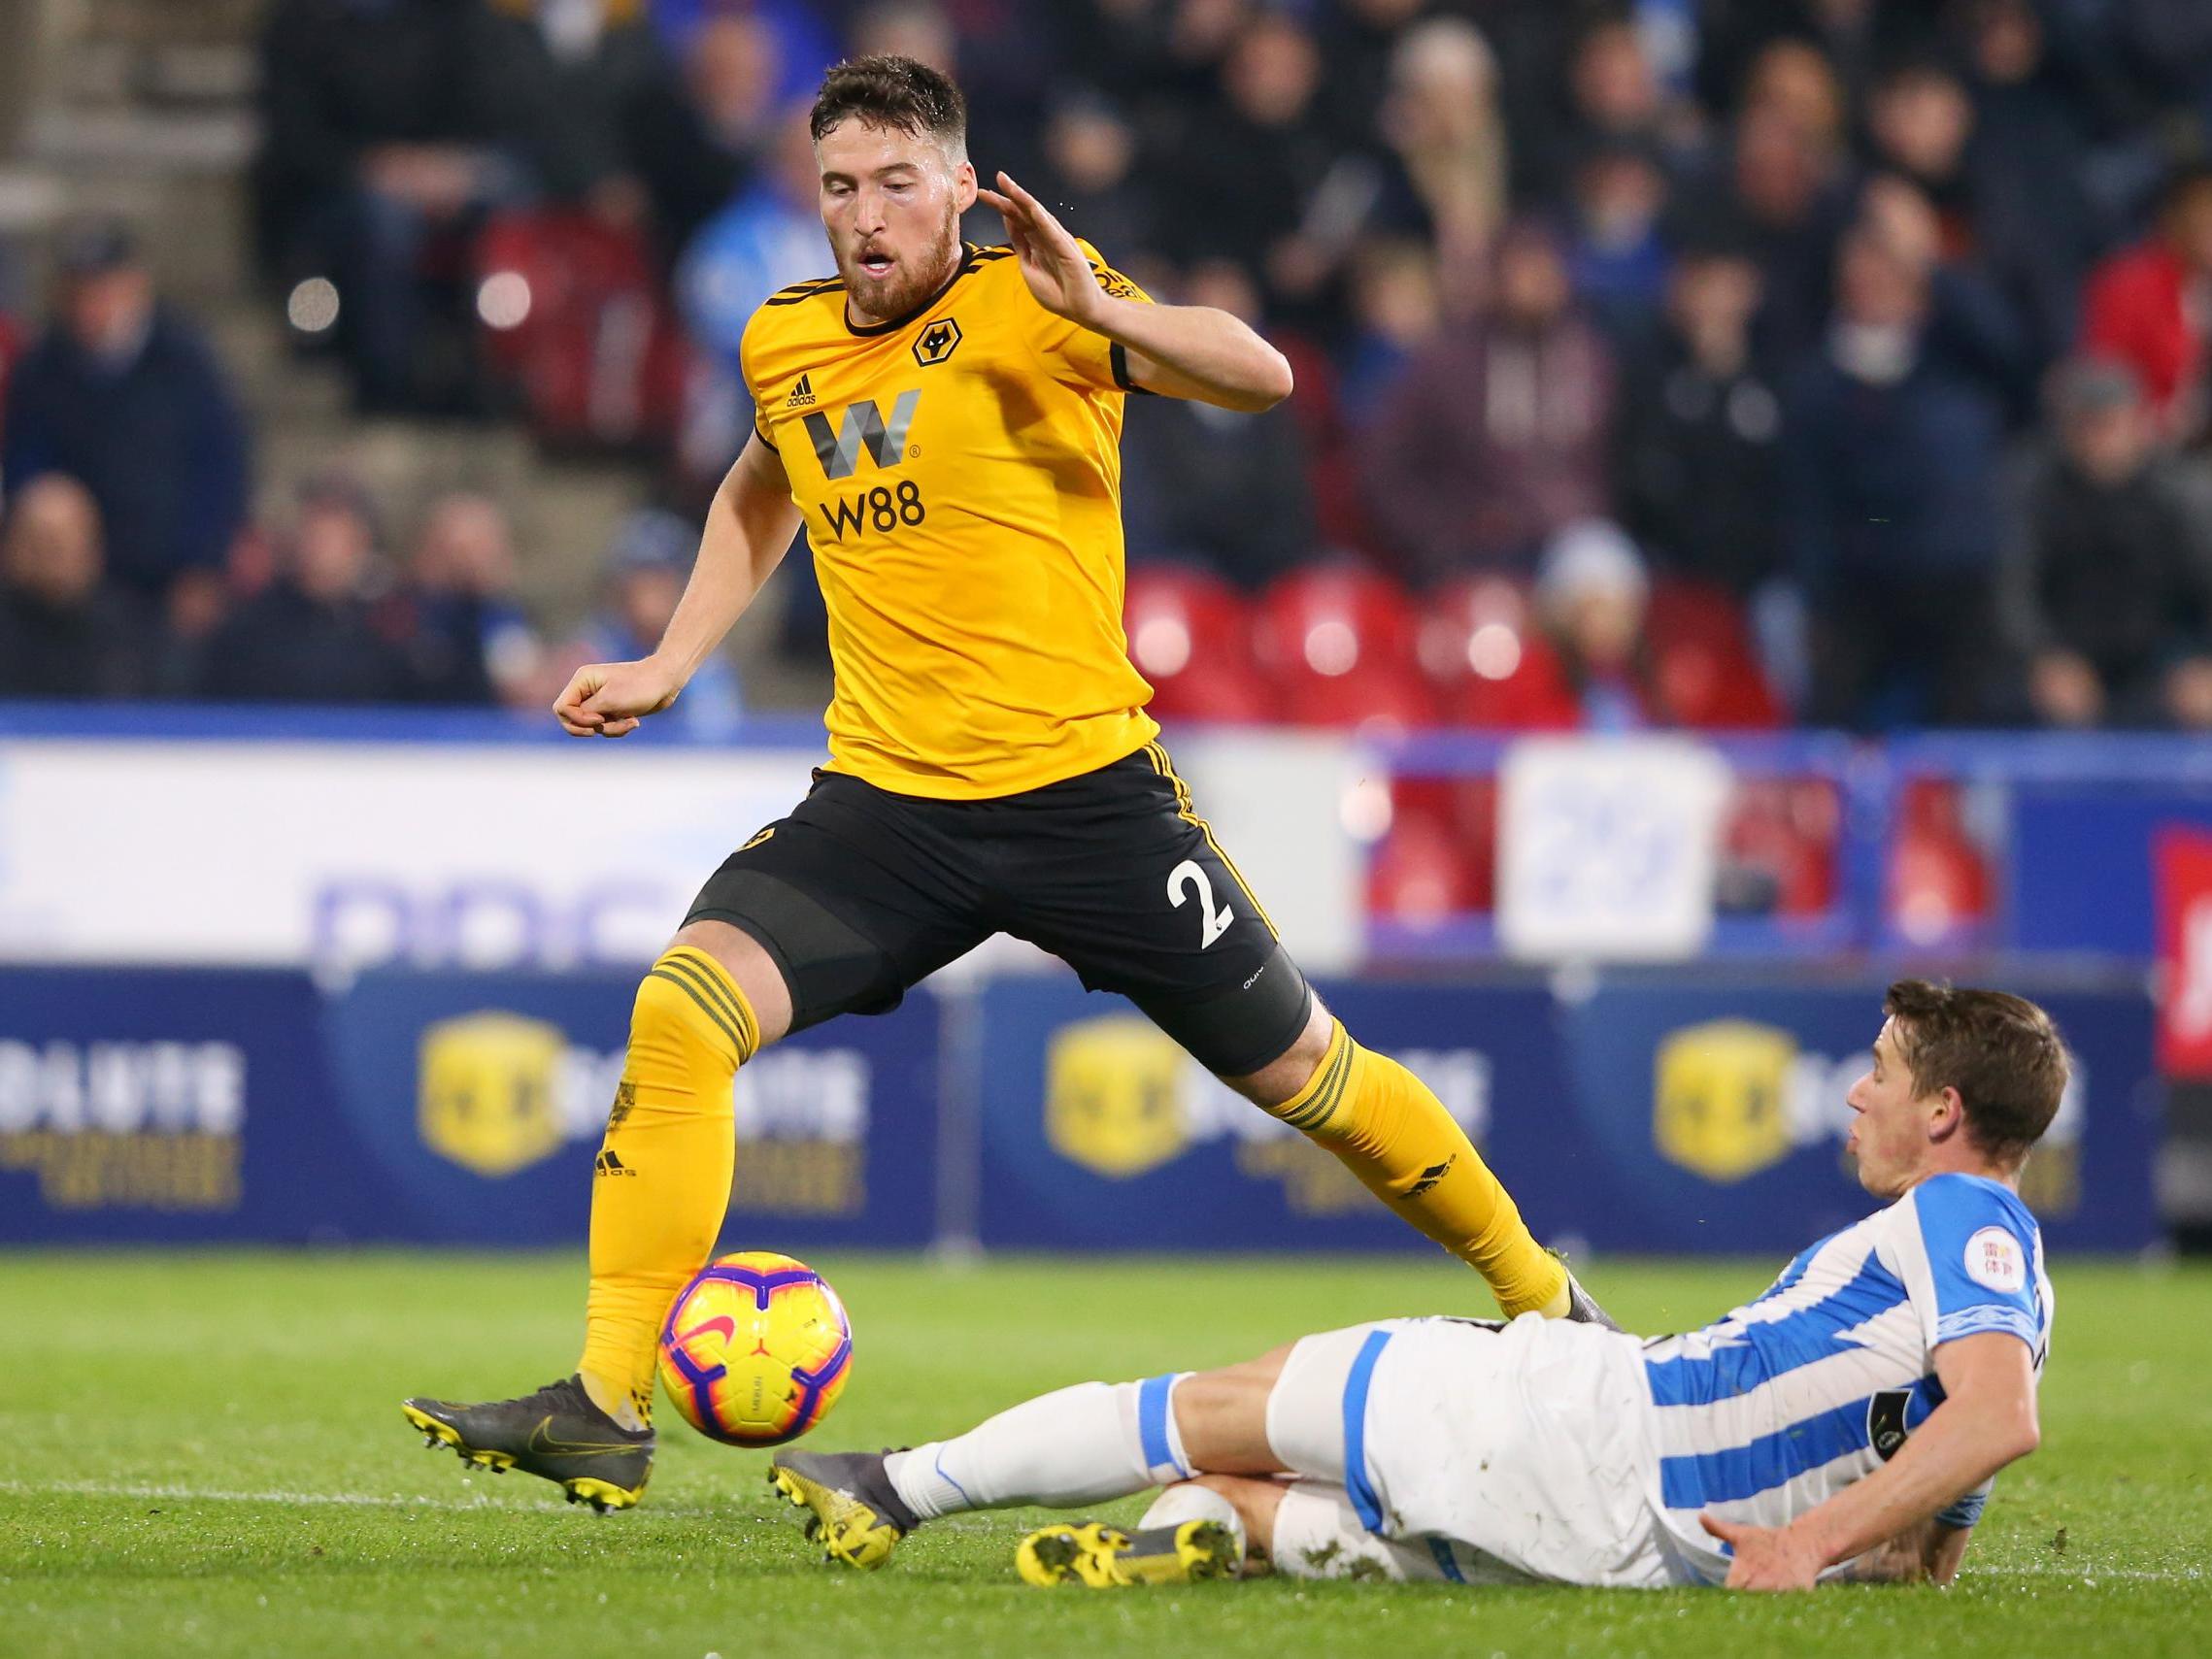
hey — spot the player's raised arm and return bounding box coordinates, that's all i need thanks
[553,436,801,738]
[1699,1330,2038,1591]
[978,171,1293,413]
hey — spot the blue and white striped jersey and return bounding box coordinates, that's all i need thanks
[1635,1173,2053,1574]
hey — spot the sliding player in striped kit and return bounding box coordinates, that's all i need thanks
[773,981,2061,1592]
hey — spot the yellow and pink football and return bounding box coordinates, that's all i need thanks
[656,1251,853,1446]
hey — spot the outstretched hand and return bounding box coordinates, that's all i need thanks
[553,657,683,738]
[976,171,1107,326]
[1699,1513,1826,1591]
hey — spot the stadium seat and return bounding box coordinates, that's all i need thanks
[1251,565,1437,731]
[1125,564,1271,720]
[474,210,690,451]
[1887,780,1992,945]
[1645,579,1784,730]
[1722,780,1838,916]
[1367,801,1481,926]
[1446,629,1581,730]
[1417,574,1533,684]
[1146,652,1276,722]
[1253,564,1420,682]
[1281,656,1441,730]
[1126,564,1254,672]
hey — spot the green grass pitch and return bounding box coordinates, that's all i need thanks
[3,1251,2207,1658]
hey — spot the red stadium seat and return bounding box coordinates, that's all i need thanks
[1724,780,1838,916]
[1252,565,1435,731]
[1417,574,1533,684]
[1254,564,1419,682]
[1146,653,1276,722]
[1887,780,1992,944]
[1126,564,1254,672]
[1645,579,1783,729]
[1125,564,1268,721]
[1281,657,1440,730]
[1447,630,1580,730]
[1368,802,1481,926]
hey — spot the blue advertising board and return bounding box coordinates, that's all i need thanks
[974,971,2160,1258]
[0,967,394,1244]
[972,974,1571,1253]
[1547,979,2158,1253]
[0,964,2161,1254]
[323,969,941,1249]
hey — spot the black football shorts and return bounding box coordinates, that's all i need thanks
[683,742,1314,1077]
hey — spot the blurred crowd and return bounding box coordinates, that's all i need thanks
[6,0,2212,734]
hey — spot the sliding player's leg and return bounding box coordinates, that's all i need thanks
[769,1343,1297,1570]
[404,775,989,1509]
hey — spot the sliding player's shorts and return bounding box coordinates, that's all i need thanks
[684,742,1312,1076]
[1264,1314,1703,1589]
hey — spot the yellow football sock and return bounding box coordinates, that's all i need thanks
[579,946,758,1423]
[1272,1020,1566,1317]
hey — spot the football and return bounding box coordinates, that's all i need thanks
[656,1251,854,1446]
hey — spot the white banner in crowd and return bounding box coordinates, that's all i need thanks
[1,741,816,971]
[1496,735,1731,962]
[0,731,1364,974]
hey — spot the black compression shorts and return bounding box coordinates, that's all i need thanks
[684,743,1314,1077]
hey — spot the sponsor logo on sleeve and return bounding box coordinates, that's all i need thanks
[1963,1225,2027,1293]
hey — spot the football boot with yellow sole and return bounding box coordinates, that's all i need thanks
[401,1375,653,1512]
[768,1449,920,1570]
[1016,1519,1243,1588]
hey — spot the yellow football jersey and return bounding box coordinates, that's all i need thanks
[741,241,1160,799]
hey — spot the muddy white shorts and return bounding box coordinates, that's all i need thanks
[1262,1313,1701,1588]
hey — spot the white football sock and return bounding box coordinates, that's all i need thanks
[1137,1481,1247,1557]
[887,1373,1192,1522]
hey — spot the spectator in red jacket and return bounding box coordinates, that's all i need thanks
[2079,164,2212,443]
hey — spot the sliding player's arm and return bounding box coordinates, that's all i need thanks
[1700,1331,2036,1591]
[979,171,1293,413]
[553,436,801,737]
[1827,1515,1975,1584]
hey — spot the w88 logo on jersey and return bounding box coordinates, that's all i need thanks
[819,480,926,541]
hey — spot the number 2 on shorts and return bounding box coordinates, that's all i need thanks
[1168,858,1234,948]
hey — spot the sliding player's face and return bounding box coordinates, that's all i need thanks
[816,117,977,323]
[1844,1018,1942,1198]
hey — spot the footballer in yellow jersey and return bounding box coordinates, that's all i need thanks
[400,54,1612,1515]
[743,238,1160,799]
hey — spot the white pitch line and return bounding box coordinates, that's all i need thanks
[0,1478,566,1512]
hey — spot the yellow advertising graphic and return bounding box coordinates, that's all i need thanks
[1655,1019,1797,1183]
[1045,1015,1190,1178]
[419,1012,568,1178]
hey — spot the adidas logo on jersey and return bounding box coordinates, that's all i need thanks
[593,1149,635,1178]
[786,374,817,409]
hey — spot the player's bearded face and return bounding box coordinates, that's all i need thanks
[817,120,973,322]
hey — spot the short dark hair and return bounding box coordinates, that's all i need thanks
[810,54,967,153]
[1883,979,2069,1167]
